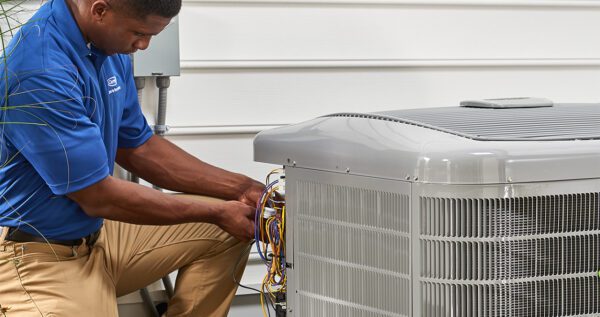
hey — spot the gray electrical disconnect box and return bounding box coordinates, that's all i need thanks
[133,16,180,77]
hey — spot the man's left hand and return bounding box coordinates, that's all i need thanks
[237,178,265,208]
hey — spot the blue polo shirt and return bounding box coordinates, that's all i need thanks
[0,0,153,239]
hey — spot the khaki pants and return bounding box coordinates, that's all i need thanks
[0,196,250,317]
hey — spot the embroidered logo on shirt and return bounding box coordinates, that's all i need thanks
[107,76,118,87]
[107,76,122,95]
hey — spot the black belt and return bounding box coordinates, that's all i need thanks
[5,227,101,247]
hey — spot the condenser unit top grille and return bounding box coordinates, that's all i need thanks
[328,103,600,141]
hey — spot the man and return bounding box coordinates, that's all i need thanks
[0,0,264,316]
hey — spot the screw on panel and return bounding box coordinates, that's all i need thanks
[414,176,419,181]
[507,176,513,183]
[287,158,291,164]
[405,174,411,181]
[345,168,350,173]
[292,161,297,167]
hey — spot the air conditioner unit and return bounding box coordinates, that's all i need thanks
[253,98,600,317]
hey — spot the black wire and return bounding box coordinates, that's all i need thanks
[264,292,272,317]
[232,240,277,314]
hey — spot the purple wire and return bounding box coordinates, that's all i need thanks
[255,179,280,262]
[255,177,288,295]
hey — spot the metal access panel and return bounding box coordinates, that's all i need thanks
[133,16,180,77]
[285,167,412,317]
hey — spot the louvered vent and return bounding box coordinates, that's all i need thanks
[295,181,411,317]
[420,194,600,317]
[327,104,600,141]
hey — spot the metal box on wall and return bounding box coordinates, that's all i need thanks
[133,16,180,77]
[254,99,600,316]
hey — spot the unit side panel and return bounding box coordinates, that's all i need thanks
[415,182,600,317]
[286,167,411,317]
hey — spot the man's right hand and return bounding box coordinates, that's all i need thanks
[215,201,256,242]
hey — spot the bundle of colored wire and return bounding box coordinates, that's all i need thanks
[255,169,286,317]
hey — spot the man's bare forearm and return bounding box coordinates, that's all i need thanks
[68,176,217,224]
[67,176,256,240]
[116,135,255,201]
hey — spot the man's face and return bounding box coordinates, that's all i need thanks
[91,5,171,55]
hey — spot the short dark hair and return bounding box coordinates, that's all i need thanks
[117,0,182,18]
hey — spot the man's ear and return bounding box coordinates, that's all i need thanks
[90,0,110,22]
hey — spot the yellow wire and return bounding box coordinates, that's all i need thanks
[260,185,283,259]
[266,168,284,185]
[260,290,268,317]
[260,275,269,317]
[281,206,286,234]
[258,170,288,312]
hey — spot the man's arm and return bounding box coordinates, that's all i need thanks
[67,176,256,241]
[115,135,264,207]
[68,135,266,241]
